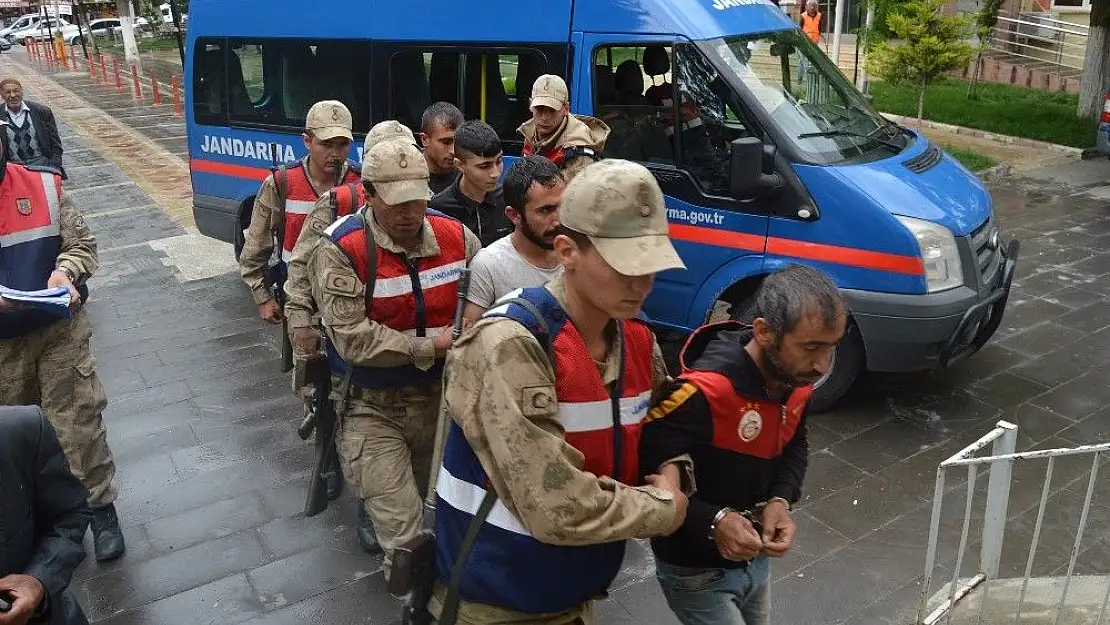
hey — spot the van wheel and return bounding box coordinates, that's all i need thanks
[728,297,864,413]
[233,203,251,261]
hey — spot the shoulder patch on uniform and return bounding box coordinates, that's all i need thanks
[521,385,557,418]
[644,382,699,423]
[323,273,360,297]
[309,215,330,234]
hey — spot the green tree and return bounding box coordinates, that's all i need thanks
[866,0,974,122]
[967,0,1002,98]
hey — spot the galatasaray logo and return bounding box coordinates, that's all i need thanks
[738,409,763,442]
[15,197,31,216]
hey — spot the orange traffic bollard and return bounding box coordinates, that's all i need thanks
[113,59,122,91]
[87,53,96,79]
[69,45,78,71]
[100,55,109,85]
[171,74,183,117]
[131,63,141,99]
[151,70,162,105]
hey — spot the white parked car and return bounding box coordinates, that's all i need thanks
[67,17,150,46]
[0,14,42,43]
[11,18,80,45]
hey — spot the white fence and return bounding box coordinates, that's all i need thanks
[918,420,1110,624]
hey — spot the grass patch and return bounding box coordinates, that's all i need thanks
[942,145,997,172]
[871,77,1099,148]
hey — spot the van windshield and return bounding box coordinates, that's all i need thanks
[700,31,907,164]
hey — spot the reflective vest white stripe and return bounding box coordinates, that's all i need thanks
[0,171,61,247]
[436,466,531,536]
[285,198,316,216]
[559,390,652,433]
[374,259,467,298]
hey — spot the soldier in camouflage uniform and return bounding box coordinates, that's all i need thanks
[519,75,610,183]
[0,135,125,562]
[238,100,360,325]
[284,120,419,357]
[429,159,690,624]
[307,139,480,574]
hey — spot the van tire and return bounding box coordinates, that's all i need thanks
[728,296,864,413]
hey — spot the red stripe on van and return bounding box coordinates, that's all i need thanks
[190,159,271,181]
[669,223,764,252]
[768,236,924,276]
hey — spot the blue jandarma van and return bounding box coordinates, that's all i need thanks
[185,0,1018,409]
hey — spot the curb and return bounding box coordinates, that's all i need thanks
[976,163,1012,182]
[880,113,1087,160]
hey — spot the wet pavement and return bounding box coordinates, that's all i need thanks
[6,49,1110,625]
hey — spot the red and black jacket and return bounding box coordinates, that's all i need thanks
[640,321,810,569]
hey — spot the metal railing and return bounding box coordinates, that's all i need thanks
[918,420,1110,625]
[986,10,1089,75]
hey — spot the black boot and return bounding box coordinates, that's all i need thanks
[357,504,382,555]
[91,503,126,562]
[324,446,343,501]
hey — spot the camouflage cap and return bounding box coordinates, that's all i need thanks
[560,159,685,277]
[364,120,417,152]
[530,74,569,111]
[305,100,353,142]
[362,140,432,206]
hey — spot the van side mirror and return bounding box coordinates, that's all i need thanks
[730,137,782,198]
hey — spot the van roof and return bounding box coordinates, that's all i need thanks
[187,0,794,43]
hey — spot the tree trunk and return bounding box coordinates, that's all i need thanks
[1077,0,1110,119]
[115,0,140,67]
[918,81,927,124]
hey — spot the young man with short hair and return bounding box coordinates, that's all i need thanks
[519,74,609,181]
[463,155,564,322]
[429,120,512,247]
[641,264,847,625]
[420,102,464,194]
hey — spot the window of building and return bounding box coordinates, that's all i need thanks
[386,46,562,154]
[191,38,371,132]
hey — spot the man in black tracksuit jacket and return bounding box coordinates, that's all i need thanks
[641,264,846,625]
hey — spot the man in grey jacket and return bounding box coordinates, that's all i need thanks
[0,405,92,625]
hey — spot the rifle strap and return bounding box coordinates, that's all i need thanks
[359,208,378,310]
[272,164,289,251]
[438,489,498,625]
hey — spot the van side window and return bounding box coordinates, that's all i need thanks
[674,43,759,197]
[591,45,676,165]
[205,39,370,132]
[192,39,228,125]
[386,46,555,155]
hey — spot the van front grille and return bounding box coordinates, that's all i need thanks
[970,217,1002,287]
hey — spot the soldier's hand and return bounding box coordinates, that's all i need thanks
[47,269,79,306]
[713,512,763,562]
[292,326,321,354]
[645,473,688,537]
[258,299,283,325]
[0,574,45,625]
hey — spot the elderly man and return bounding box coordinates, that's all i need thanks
[0,405,93,625]
[0,78,65,178]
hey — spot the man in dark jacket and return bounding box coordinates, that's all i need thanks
[0,405,92,625]
[640,264,846,625]
[0,79,65,179]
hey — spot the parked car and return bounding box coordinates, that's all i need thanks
[0,13,41,43]
[67,17,150,46]
[10,17,80,44]
[0,37,11,51]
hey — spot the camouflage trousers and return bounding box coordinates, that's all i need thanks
[429,586,595,625]
[0,306,118,507]
[336,381,439,579]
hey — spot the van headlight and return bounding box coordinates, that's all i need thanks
[896,216,963,292]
